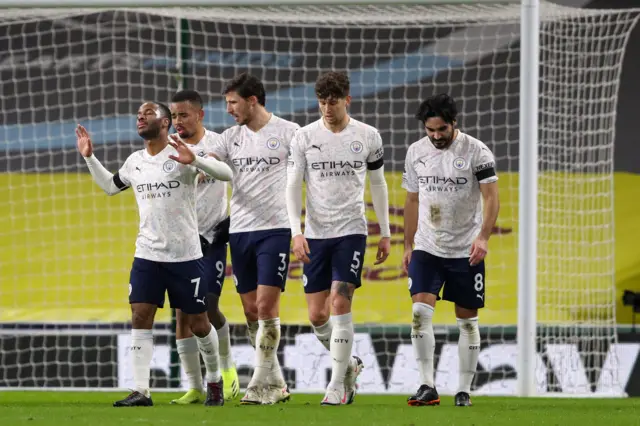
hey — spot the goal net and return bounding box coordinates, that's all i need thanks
[1,1,638,396]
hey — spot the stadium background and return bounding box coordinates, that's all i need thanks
[0,0,639,328]
[0,1,639,400]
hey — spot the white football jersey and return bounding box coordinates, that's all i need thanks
[117,144,202,262]
[211,114,299,233]
[177,129,228,244]
[401,131,498,258]
[288,118,384,239]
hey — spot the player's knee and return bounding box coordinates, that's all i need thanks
[330,294,351,315]
[256,297,278,319]
[206,294,225,329]
[239,291,258,320]
[308,307,329,327]
[411,292,437,307]
[244,310,259,323]
[207,310,225,330]
[188,312,212,338]
[130,303,155,329]
[330,281,353,315]
[455,305,478,321]
[256,285,280,319]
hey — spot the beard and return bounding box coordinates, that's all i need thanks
[237,115,251,126]
[138,125,161,139]
[431,133,455,149]
[177,128,194,139]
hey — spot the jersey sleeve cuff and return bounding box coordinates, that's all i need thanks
[379,226,391,238]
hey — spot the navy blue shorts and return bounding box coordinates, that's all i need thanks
[228,228,291,294]
[303,234,367,294]
[407,250,485,309]
[202,242,228,297]
[129,257,207,314]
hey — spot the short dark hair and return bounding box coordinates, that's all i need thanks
[156,102,172,130]
[223,73,266,106]
[315,71,350,99]
[171,90,203,108]
[415,94,458,124]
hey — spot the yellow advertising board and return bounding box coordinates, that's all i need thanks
[1,171,639,325]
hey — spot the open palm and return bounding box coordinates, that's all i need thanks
[168,134,196,165]
[76,124,93,158]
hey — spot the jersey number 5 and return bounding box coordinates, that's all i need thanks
[350,251,362,276]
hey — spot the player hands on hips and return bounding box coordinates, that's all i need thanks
[76,101,233,407]
[209,73,300,405]
[402,94,500,407]
[168,90,240,405]
[286,71,392,406]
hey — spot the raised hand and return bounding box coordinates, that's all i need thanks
[168,134,196,165]
[75,124,93,158]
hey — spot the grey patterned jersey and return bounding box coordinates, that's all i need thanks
[211,114,299,233]
[401,131,498,258]
[117,144,202,262]
[177,129,228,244]
[288,118,384,239]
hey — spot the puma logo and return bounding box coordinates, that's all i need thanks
[476,293,484,301]
[233,142,240,147]
[196,297,206,305]
[311,144,322,151]
[135,166,141,172]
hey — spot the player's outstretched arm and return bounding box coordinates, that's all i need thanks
[469,182,500,266]
[368,166,391,265]
[168,135,233,181]
[76,124,129,196]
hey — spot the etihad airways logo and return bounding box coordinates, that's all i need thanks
[418,175,468,192]
[136,180,181,199]
[310,160,365,178]
[232,157,281,173]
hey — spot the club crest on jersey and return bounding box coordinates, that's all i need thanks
[453,157,467,170]
[163,160,177,173]
[350,141,363,153]
[266,137,281,150]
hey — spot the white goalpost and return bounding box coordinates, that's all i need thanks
[0,0,638,397]
[517,0,539,398]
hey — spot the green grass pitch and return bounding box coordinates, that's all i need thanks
[1,392,639,426]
